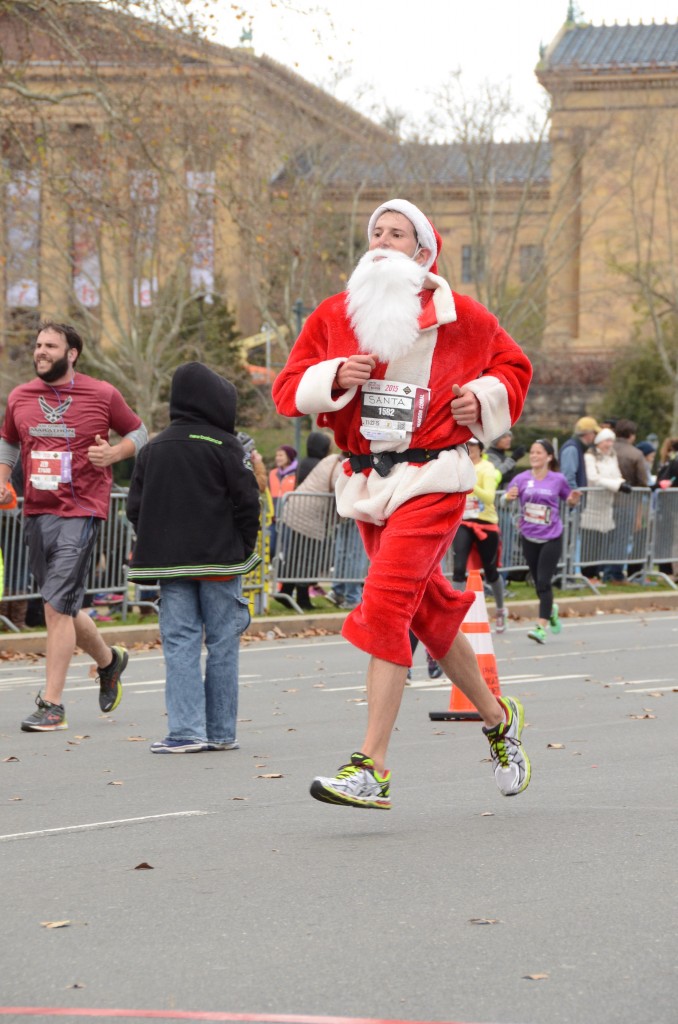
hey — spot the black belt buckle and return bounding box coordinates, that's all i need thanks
[371,452,394,478]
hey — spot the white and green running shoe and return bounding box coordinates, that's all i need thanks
[549,603,562,634]
[483,696,531,797]
[528,624,546,644]
[310,752,391,809]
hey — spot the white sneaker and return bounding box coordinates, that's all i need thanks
[495,608,506,633]
[483,696,531,796]
[310,752,391,809]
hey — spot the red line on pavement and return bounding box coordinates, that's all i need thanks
[0,1010,483,1024]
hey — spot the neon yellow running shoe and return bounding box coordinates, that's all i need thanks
[483,696,531,797]
[310,752,391,809]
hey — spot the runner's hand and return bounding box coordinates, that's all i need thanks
[335,355,377,389]
[451,384,480,426]
[87,434,116,468]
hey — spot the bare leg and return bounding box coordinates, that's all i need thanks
[360,657,409,774]
[43,606,113,705]
[74,609,113,667]
[437,631,504,729]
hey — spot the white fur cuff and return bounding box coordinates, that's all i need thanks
[463,376,511,445]
[295,359,358,415]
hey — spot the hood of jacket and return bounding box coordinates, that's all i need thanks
[169,362,236,433]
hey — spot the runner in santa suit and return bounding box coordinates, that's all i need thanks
[273,198,533,809]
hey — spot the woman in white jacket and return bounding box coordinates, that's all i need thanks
[581,428,631,578]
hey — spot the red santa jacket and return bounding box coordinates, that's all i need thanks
[273,274,532,525]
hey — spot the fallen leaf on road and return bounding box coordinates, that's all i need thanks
[134,862,154,870]
[2,756,19,762]
[629,713,656,719]
[547,743,565,749]
[647,692,663,698]
[282,688,298,693]
[9,796,22,801]
[523,973,549,981]
[107,780,124,786]
[313,683,325,688]
[469,918,501,925]
[66,983,86,989]
[480,811,494,817]
[231,797,248,801]
[256,773,283,779]
[74,735,90,740]
[127,736,148,742]
[41,920,70,929]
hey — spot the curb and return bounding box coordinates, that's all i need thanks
[1,589,677,657]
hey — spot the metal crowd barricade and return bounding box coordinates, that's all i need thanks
[272,490,366,614]
[0,492,135,631]
[643,487,678,589]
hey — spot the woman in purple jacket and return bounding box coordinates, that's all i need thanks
[503,439,580,644]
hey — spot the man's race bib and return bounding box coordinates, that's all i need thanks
[523,501,551,526]
[30,450,72,490]
[359,379,431,442]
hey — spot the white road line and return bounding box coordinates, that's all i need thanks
[0,810,210,842]
[623,685,677,693]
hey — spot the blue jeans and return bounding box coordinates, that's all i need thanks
[158,578,251,744]
[331,518,368,605]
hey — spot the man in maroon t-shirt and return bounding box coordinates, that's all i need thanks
[0,321,148,732]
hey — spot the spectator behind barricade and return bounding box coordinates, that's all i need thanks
[452,437,507,633]
[503,439,580,645]
[237,431,267,493]
[278,446,342,610]
[0,477,18,612]
[327,513,368,612]
[635,441,656,486]
[613,420,648,487]
[580,428,631,582]
[485,430,526,486]
[0,461,30,630]
[559,416,600,490]
[654,437,678,580]
[295,431,332,597]
[268,445,297,558]
[602,419,650,583]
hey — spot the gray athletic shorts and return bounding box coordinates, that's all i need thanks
[24,515,101,617]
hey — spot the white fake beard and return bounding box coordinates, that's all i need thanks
[346,249,427,363]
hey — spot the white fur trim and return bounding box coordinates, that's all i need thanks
[367,199,437,270]
[295,359,357,416]
[426,274,457,325]
[336,448,476,527]
[461,376,511,445]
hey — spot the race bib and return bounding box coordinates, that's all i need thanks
[30,450,72,491]
[523,501,551,526]
[359,379,431,442]
[463,494,484,519]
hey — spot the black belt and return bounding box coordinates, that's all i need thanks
[345,445,461,478]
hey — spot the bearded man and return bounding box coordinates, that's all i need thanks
[272,198,533,809]
[0,321,147,732]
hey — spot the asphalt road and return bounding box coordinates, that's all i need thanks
[1,610,677,1024]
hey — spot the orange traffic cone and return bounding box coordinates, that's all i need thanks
[429,570,502,722]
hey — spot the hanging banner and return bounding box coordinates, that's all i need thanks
[71,170,102,308]
[5,171,40,308]
[130,170,159,308]
[186,170,215,301]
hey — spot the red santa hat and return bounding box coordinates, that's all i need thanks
[367,198,442,273]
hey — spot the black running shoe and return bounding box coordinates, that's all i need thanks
[97,645,128,712]
[21,693,68,732]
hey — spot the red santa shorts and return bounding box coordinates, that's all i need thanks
[342,491,474,666]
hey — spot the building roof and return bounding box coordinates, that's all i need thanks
[541,21,678,73]
[273,140,551,190]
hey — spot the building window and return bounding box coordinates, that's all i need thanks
[519,244,543,282]
[461,244,484,284]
